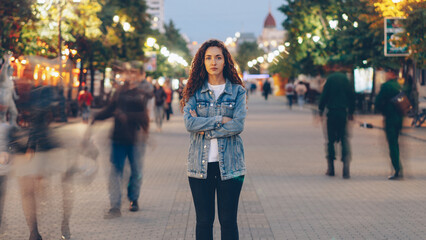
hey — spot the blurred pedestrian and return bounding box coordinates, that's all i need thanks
[137,69,154,120]
[262,78,271,100]
[16,85,73,240]
[163,80,173,121]
[285,79,295,109]
[0,52,19,128]
[92,76,149,218]
[77,86,93,123]
[181,39,247,240]
[318,67,355,179]
[0,117,13,232]
[153,82,166,132]
[374,68,404,180]
[295,81,307,108]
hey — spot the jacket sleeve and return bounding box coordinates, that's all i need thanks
[204,87,247,139]
[93,98,116,121]
[183,96,223,132]
[318,81,329,116]
[347,82,356,116]
[374,84,386,113]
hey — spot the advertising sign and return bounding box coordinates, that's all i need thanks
[384,17,409,56]
[354,68,374,93]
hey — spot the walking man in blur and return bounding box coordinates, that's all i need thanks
[374,68,403,180]
[92,75,150,218]
[318,67,355,179]
[295,81,307,109]
[262,78,271,100]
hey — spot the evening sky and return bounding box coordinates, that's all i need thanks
[164,0,286,43]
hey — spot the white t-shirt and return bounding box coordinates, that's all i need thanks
[207,83,225,163]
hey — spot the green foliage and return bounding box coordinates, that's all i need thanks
[235,41,264,74]
[0,0,37,56]
[278,0,423,76]
[163,20,191,61]
[402,1,425,68]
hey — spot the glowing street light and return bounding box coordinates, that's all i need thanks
[113,15,120,23]
[312,36,320,43]
[123,22,131,32]
[329,20,339,29]
[353,21,358,28]
[342,13,349,21]
[146,37,157,47]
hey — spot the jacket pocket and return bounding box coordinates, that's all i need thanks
[196,101,209,117]
[221,101,235,117]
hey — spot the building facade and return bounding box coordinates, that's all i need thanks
[257,10,287,52]
[146,0,165,33]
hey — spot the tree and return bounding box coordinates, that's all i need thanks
[163,20,191,61]
[235,41,264,74]
[0,0,37,56]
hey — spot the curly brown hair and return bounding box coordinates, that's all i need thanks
[180,39,243,111]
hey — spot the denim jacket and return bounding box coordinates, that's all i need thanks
[184,79,247,180]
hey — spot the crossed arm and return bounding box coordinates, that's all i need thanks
[183,89,247,139]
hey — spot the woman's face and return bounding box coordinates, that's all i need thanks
[204,46,225,76]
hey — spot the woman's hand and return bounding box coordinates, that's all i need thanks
[189,109,197,117]
[222,116,232,124]
[25,149,35,161]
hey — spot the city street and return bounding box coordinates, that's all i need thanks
[1,93,426,240]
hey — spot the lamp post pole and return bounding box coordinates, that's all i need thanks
[58,3,63,86]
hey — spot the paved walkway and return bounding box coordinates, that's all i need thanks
[1,93,426,240]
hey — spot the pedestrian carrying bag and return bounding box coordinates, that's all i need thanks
[390,91,412,115]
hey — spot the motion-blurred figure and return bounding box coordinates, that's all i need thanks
[0,53,19,127]
[374,68,404,180]
[262,78,271,100]
[78,86,93,123]
[92,76,149,219]
[17,85,74,240]
[163,80,173,121]
[285,80,295,109]
[153,82,166,132]
[319,68,355,179]
[295,81,307,109]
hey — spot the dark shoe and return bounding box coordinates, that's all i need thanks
[326,159,335,176]
[29,231,42,240]
[343,161,350,179]
[104,208,121,219]
[61,220,71,240]
[325,169,335,176]
[388,173,403,180]
[129,201,139,212]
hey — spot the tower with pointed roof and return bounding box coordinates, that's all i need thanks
[258,8,287,52]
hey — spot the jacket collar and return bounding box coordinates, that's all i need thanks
[200,78,233,95]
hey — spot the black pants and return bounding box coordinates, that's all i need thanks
[189,162,244,240]
[326,112,350,162]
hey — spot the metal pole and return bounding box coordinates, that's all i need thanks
[58,2,62,86]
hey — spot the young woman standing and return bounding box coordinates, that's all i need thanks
[180,39,247,240]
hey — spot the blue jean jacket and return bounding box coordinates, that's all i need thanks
[184,79,247,180]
